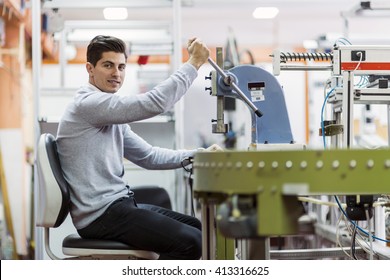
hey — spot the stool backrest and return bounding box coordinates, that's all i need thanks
[36,133,70,228]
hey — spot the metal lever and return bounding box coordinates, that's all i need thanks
[207,57,263,118]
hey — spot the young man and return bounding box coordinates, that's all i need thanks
[56,35,217,260]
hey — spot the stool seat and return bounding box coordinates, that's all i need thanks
[63,234,159,259]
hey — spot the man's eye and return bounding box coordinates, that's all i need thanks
[104,64,112,68]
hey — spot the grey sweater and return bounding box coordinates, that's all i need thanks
[56,63,198,229]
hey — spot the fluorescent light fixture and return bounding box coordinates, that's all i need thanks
[252,7,279,19]
[103,7,128,20]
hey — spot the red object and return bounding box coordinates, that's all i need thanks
[137,55,149,65]
[341,62,390,71]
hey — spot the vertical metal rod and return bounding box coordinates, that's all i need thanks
[172,0,183,147]
[32,0,43,260]
[214,48,227,133]
[172,0,184,213]
[200,201,216,260]
[248,238,270,260]
[59,30,67,88]
[342,71,354,148]
[250,112,258,145]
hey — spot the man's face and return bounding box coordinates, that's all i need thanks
[86,51,126,93]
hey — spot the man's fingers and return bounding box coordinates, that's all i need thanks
[187,37,197,48]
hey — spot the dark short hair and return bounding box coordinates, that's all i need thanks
[86,35,128,66]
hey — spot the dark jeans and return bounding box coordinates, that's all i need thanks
[77,196,202,260]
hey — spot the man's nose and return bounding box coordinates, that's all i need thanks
[111,67,120,76]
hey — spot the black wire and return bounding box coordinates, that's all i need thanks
[239,49,255,65]
[181,157,192,172]
[181,157,196,216]
[351,222,358,260]
[188,171,195,217]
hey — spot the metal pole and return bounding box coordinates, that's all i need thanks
[200,200,216,260]
[59,30,67,88]
[342,71,354,148]
[32,0,43,260]
[280,65,333,71]
[172,0,184,213]
[173,0,183,149]
[212,47,228,134]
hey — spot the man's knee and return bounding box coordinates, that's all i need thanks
[186,229,202,259]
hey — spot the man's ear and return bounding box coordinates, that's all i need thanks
[86,62,94,76]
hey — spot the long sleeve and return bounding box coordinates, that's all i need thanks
[75,63,198,126]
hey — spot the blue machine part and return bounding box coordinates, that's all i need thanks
[217,65,294,144]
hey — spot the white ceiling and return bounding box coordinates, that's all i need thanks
[41,0,390,50]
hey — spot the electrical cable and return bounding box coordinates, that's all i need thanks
[334,195,389,243]
[316,81,389,258]
[299,195,384,258]
[181,157,192,172]
[239,49,255,65]
[353,54,370,89]
[353,51,364,72]
[351,222,358,259]
[320,87,390,244]
[188,172,195,217]
[342,208,377,258]
[334,37,352,46]
[356,75,369,88]
[181,157,196,217]
[336,210,353,259]
[345,212,374,258]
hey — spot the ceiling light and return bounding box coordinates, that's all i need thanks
[252,7,279,19]
[103,7,128,20]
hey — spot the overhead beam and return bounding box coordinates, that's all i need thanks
[63,20,171,30]
[42,0,193,9]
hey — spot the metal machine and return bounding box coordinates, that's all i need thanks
[193,44,390,260]
[206,48,296,149]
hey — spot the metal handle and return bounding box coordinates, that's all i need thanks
[207,57,263,117]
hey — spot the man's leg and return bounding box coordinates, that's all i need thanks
[78,196,202,260]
